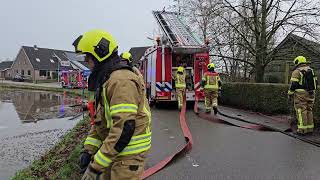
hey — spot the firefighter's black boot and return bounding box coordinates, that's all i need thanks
[213,107,218,115]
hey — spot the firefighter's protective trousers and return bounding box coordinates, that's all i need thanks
[83,69,152,180]
[202,72,221,112]
[175,72,186,108]
[294,91,315,134]
[204,89,218,111]
[176,88,185,109]
[288,64,316,134]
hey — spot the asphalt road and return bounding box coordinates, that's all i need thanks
[146,107,320,180]
[2,93,320,180]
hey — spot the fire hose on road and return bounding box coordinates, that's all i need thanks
[194,97,320,148]
[142,96,271,179]
[142,96,193,179]
[142,95,320,179]
[70,93,320,179]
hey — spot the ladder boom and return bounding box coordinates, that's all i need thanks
[153,11,202,48]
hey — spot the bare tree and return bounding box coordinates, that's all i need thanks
[174,0,320,82]
[176,0,255,81]
[221,0,320,82]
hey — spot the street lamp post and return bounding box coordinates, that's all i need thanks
[58,59,60,83]
[52,53,61,85]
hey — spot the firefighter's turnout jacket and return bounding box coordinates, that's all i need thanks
[201,71,221,111]
[288,64,317,134]
[84,68,152,173]
[174,71,186,109]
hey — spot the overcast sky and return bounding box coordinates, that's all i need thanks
[0,0,172,60]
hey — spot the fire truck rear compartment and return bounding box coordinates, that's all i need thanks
[172,53,195,91]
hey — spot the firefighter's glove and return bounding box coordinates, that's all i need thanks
[287,90,294,100]
[200,80,205,88]
[79,152,92,174]
[82,105,88,112]
[287,94,293,102]
[81,165,101,180]
[308,91,314,96]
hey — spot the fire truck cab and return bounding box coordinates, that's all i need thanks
[141,11,210,104]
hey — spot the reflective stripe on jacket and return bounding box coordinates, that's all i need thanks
[175,72,186,89]
[84,69,152,169]
[202,72,220,90]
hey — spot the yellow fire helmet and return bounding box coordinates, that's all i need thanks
[120,51,133,63]
[293,56,307,66]
[72,29,118,62]
[207,63,215,70]
[177,66,184,73]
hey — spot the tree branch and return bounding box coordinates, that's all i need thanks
[210,54,255,67]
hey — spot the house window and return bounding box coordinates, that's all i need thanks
[21,70,24,75]
[28,70,31,75]
[36,58,41,62]
[39,70,47,76]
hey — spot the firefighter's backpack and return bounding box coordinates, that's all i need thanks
[300,69,317,91]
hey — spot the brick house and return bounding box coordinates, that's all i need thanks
[12,45,80,82]
[0,61,13,79]
[265,34,320,83]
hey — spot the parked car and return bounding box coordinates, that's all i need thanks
[13,75,26,82]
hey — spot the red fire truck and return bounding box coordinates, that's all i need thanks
[141,11,210,104]
[60,70,89,89]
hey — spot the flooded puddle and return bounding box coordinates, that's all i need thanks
[0,89,85,179]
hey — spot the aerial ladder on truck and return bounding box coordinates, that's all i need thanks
[141,10,210,104]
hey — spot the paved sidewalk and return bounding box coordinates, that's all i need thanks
[198,103,320,145]
[218,106,291,132]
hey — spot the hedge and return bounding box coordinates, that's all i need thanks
[220,82,320,124]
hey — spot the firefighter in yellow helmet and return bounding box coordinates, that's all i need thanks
[120,51,133,66]
[121,51,146,93]
[201,63,222,114]
[288,56,317,135]
[73,30,152,180]
[174,66,186,110]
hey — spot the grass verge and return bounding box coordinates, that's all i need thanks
[1,83,90,180]
[12,117,90,180]
[0,83,88,96]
